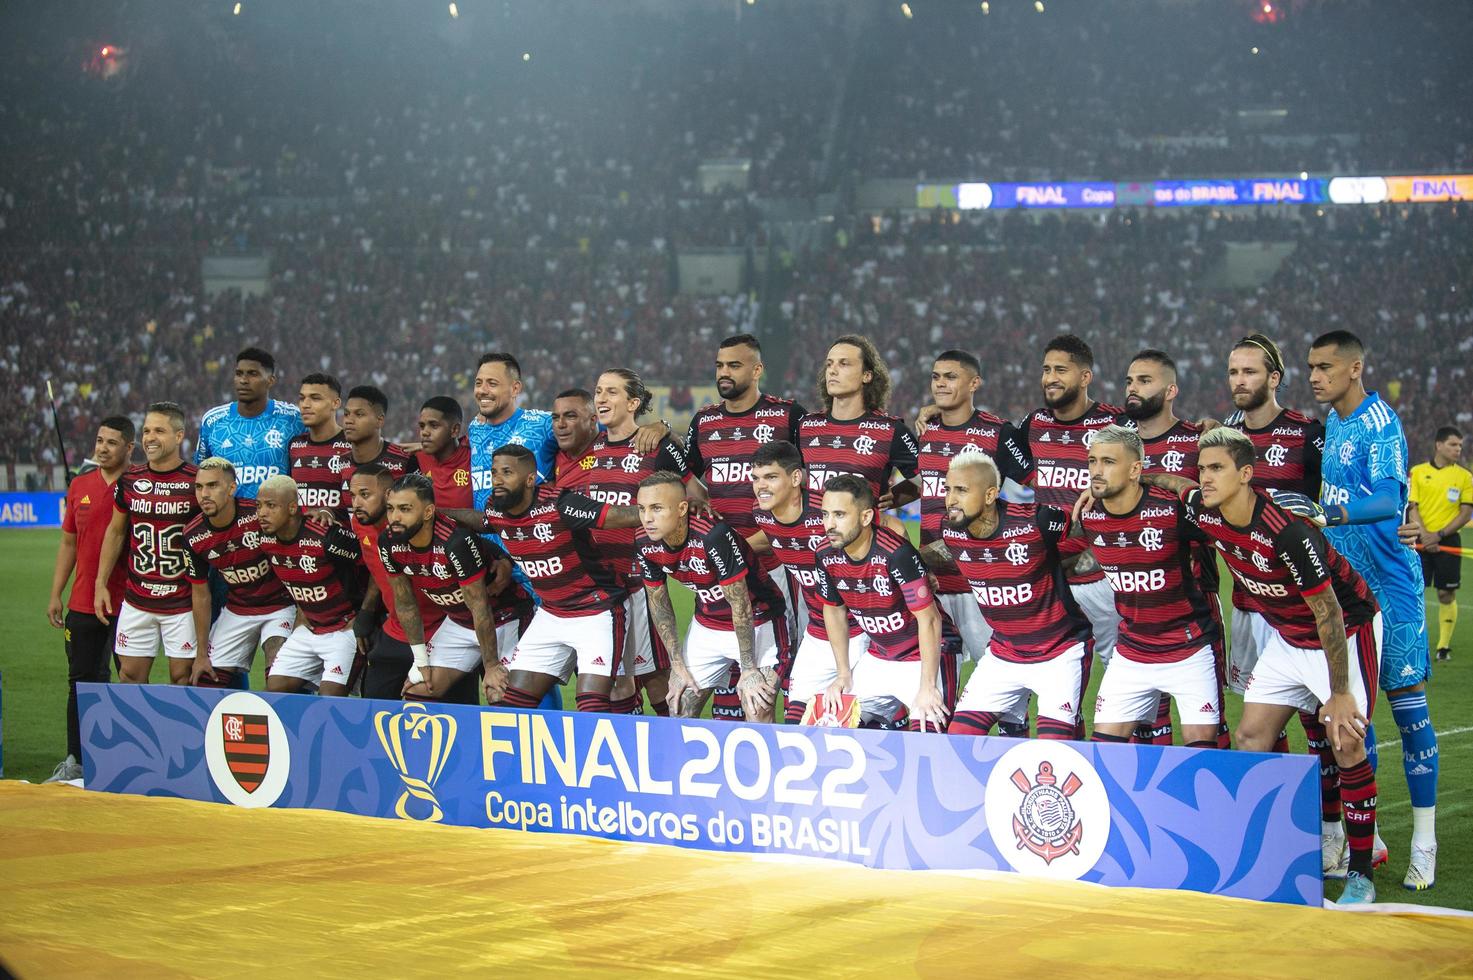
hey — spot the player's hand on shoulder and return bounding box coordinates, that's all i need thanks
[914,404,941,435]
[487,557,512,596]
[1197,417,1222,433]
[1267,489,1327,527]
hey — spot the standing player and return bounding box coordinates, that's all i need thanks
[350,463,422,699]
[1404,426,1471,662]
[289,373,355,521]
[636,472,788,722]
[586,368,701,714]
[93,402,201,684]
[194,347,304,498]
[415,396,472,509]
[920,450,1093,740]
[380,474,496,703]
[1079,426,1222,747]
[798,335,921,511]
[817,476,950,731]
[687,335,806,718]
[1306,330,1436,891]
[551,388,601,485]
[915,350,1030,667]
[45,415,134,783]
[469,353,560,491]
[448,445,640,711]
[1175,427,1383,905]
[341,384,418,487]
[254,476,362,696]
[747,441,863,722]
[183,458,295,685]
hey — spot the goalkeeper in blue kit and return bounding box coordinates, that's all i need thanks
[1279,331,1436,893]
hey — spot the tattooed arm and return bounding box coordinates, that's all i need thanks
[916,539,952,570]
[726,578,776,720]
[1302,584,1365,751]
[646,581,701,717]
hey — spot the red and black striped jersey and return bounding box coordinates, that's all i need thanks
[352,515,411,642]
[260,518,361,634]
[183,499,292,616]
[751,502,859,642]
[379,514,487,632]
[1076,486,1220,663]
[1226,408,1324,496]
[1118,417,1203,482]
[797,411,920,507]
[637,514,785,631]
[113,462,201,614]
[341,441,418,503]
[917,410,1030,594]
[686,395,804,567]
[288,431,354,515]
[581,432,690,585]
[816,526,935,662]
[414,440,472,510]
[1181,489,1377,649]
[553,446,595,490]
[482,486,628,617]
[942,502,1091,663]
[1016,401,1122,585]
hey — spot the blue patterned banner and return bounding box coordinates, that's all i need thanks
[78,684,1321,904]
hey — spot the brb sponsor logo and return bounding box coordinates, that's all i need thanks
[983,740,1108,878]
[376,702,459,822]
[205,691,291,807]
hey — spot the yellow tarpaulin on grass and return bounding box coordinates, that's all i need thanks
[2,782,1470,979]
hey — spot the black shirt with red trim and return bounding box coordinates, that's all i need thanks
[379,514,487,632]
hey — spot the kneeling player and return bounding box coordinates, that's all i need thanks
[1078,427,1222,746]
[920,450,1089,739]
[255,476,362,696]
[818,476,950,731]
[381,475,497,703]
[184,458,296,686]
[637,472,787,721]
[1176,427,1383,904]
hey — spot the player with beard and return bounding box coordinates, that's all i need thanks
[1163,427,1383,905]
[341,385,418,490]
[1075,427,1223,747]
[183,458,295,687]
[1224,333,1343,873]
[255,476,362,695]
[920,451,1093,740]
[350,463,429,699]
[444,445,642,711]
[687,335,806,718]
[1117,349,1212,746]
[289,373,355,522]
[93,402,201,684]
[586,368,703,715]
[1014,335,1122,735]
[45,415,134,783]
[817,476,949,731]
[415,396,472,509]
[380,474,496,703]
[637,472,787,721]
[746,441,864,722]
[194,347,304,498]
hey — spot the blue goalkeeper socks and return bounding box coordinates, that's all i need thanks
[1363,722,1378,773]
[538,687,563,711]
[1389,690,1438,809]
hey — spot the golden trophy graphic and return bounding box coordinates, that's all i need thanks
[374,703,458,822]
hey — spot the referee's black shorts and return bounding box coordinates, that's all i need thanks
[1421,532,1461,591]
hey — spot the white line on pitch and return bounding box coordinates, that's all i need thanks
[1375,724,1473,749]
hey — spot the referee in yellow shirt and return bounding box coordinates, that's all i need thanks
[1406,426,1473,660]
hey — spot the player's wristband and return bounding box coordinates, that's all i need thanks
[411,643,429,668]
[406,665,425,687]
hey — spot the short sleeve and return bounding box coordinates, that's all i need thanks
[636,543,665,585]
[1303,421,1325,497]
[1012,415,1038,482]
[702,523,749,585]
[888,542,933,612]
[656,437,691,480]
[1036,506,1070,549]
[325,524,361,562]
[448,531,487,584]
[113,477,128,514]
[815,556,841,606]
[1274,519,1333,596]
[556,490,608,531]
[183,539,208,584]
[63,485,80,533]
[997,422,1032,485]
[1368,424,1409,487]
[889,420,920,480]
[786,403,807,443]
[378,542,399,574]
[684,417,705,475]
[1461,470,1473,505]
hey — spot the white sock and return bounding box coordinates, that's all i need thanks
[1411,806,1437,849]
[1322,819,1345,838]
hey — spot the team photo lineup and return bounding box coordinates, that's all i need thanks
[48,322,1463,907]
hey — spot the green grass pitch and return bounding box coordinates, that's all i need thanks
[1,527,1467,908]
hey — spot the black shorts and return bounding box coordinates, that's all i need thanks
[1421,532,1461,591]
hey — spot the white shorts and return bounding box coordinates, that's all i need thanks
[505,606,626,683]
[939,591,993,664]
[955,641,1089,725]
[1244,613,1381,717]
[624,593,663,677]
[1228,606,1273,695]
[787,629,871,704]
[268,624,357,685]
[114,601,198,660]
[1070,578,1118,665]
[496,619,522,663]
[209,606,296,671]
[1094,645,1222,726]
[772,570,800,651]
[685,619,780,691]
[427,619,485,673]
[847,647,945,714]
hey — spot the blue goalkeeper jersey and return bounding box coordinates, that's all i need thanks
[1320,392,1425,616]
[194,399,305,498]
[468,408,558,510]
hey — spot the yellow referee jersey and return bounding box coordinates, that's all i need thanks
[1410,460,1473,532]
